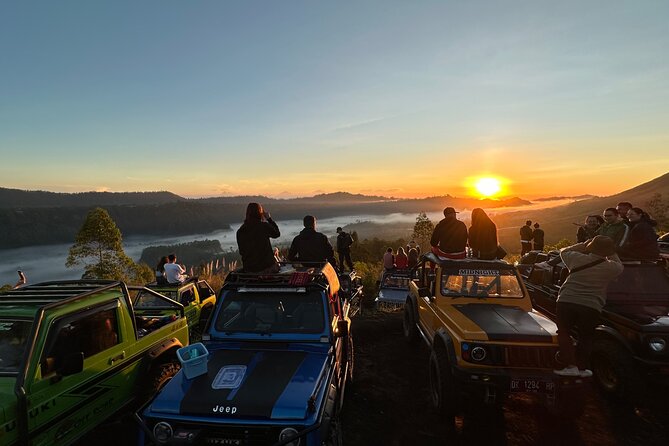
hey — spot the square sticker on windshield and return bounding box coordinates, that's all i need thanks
[212,365,247,389]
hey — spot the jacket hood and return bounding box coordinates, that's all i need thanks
[147,348,328,421]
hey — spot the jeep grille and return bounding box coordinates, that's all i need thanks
[504,346,557,368]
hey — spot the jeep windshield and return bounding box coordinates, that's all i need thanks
[0,319,32,374]
[215,290,325,334]
[440,268,523,298]
[381,273,411,290]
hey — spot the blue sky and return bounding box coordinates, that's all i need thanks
[1,1,668,198]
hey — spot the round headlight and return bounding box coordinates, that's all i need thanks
[649,338,666,352]
[279,427,300,446]
[471,346,487,361]
[153,422,173,444]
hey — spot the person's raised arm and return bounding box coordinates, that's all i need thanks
[264,211,280,238]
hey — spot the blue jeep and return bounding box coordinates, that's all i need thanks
[137,262,352,446]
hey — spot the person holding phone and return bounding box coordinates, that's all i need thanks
[236,203,281,273]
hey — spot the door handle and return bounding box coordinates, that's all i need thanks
[109,351,126,365]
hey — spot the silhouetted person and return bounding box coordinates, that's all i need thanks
[532,223,545,251]
[236,203,281,273]
[617,207,660,260]
[431,207,468,259]
[395,247,409,268]
[576,215,602,243]
[616,201,633,226]
[383,247,395,270]
[288,215,337,267]
[336,227,354,271]
[596,208,628,247]
[155,256,169,285]
[407,248,419,268]
[468,208,498,260]
[519,220,533,255]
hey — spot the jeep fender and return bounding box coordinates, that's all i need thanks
[147,337,183,363]
[433,328,458,364]
[594,326,634,354]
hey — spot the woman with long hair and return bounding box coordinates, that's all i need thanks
[236,203,281,273]
[468,208,499,260]
[155,256,169,284]
[617,207,659,260]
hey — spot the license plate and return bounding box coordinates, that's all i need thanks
[510,378,555,394]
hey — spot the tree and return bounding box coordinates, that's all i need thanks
[66,207,135,280]
[411,212,434,252]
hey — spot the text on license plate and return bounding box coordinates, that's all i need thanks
[510,378,555,393]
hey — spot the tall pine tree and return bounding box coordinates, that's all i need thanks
[66,207,135,280]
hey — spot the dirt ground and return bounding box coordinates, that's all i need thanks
[343,309,669,446]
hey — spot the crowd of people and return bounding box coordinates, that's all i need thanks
[521,201,661,261]
[383,241,421,270]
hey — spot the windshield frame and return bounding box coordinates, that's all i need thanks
[439,267,524,299]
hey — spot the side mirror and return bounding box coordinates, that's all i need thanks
[417,287,430,298]
[58,352,84,376]
[335,319,349,338]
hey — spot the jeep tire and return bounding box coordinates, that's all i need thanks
[144,361,180,400]
[591,339,642,400]
[403,302,419,345]
[429,347,456,429]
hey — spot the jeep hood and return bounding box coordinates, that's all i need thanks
[148,348,327,421]
[605,304,669,329]
[454,304,557,343]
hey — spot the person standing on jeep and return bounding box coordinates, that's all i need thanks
[336,227,354,271]
[431,207,468,259]
[519,220,533,255]
[289,215,338,267]
[236,202,281,273]
[596,208,628,247]
[532,223,545,251]
[554,236,623,377]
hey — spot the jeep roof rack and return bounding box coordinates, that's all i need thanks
[224,261,340,295]
[422,252,515,269]
[0,280,123,306]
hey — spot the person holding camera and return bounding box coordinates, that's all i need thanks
[236,202,281,273]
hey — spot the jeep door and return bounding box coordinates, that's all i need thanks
[26,300,138,445]
[415,262,437,339]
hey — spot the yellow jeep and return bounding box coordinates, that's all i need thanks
[403,253,586,427]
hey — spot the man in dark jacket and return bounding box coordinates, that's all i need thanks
[289,216,338,267]
[336,227,354,271]
[520,220,533,255]
[430,207,468,258]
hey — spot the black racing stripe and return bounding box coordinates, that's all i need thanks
[180,350,307,418]
[454,304,553,343]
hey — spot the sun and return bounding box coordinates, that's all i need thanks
[474,177,502,198]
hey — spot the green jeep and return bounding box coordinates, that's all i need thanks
[141,278,216,341]
[0,280,189,446]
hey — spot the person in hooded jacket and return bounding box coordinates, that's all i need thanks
[468,208,498,260]
[617,207,660,260]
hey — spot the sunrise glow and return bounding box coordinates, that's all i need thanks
[473,177,502,198]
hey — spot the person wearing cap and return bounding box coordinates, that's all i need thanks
[430,207,468,259]
[336,227,354,271]
[519,220,533,255]
[553,236,623,377]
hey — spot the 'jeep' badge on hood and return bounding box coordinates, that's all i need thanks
[212,365,247,389]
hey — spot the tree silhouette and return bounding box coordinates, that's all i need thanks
[66,207,135,280]
[411,212,434,252]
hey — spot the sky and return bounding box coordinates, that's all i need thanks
[1,1,668,199]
